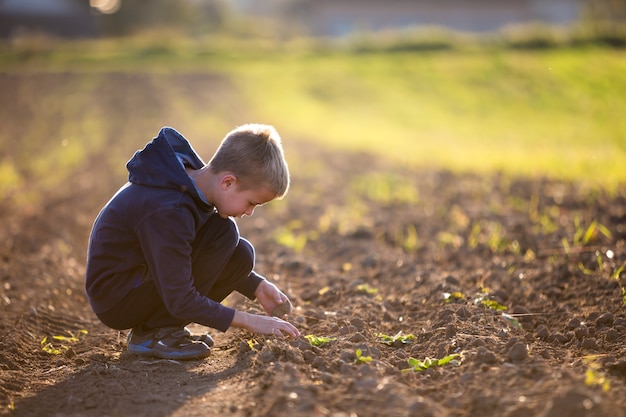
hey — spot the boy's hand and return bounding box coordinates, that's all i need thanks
[231,311,300,338]
[255,280,293,317]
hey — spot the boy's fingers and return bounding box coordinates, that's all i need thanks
[271,321,299,338]
[271,299,293,317]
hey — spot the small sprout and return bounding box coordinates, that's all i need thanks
[52,329,88,343]
[474,288,506,311]
[247,338,260,350]
[356,284,378,295]
[318,286,331,295]
[482,299,507,311]
[304,335,336,347]
[354,348,372,364]
[402,224,419,252]
[524,249,536,262]
[273,226,307,253]
[582,220,612,245]
[40,330,88,355]
[585,358,610,392]
[41,336,65,355]
[402,353,460,373]
[578,262,594,275]
[443,291,466,303]
[377,331,417,346]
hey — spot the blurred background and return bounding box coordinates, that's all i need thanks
[0,0,625,213]
[1,0,625,39]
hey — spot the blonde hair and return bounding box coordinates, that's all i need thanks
[208,124,290,198]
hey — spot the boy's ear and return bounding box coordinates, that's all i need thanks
[220,173,238,190]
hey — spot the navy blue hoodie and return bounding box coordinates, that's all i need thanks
[85,127,262,332]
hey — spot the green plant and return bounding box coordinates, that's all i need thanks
[376,331,417,346]
[486,222,508,253]
[611,265,625,280]
[473,288,507,311]
[247,338,260,350]
[611,265,626,306]
[585,357,610,392]
[273,221,308,253]
[443,291,466,302]
[354,348,372,364]
[40,329,88,355]
[351,173,419,205]
[304,335,337,347]
[578,261,595,275]
[356,283,378,295]
[402,224,419,252]
[565,218,612,254]
[482,300,507,311]
[402,353,460,373]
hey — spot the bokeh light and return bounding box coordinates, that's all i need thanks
[90,0,121,15]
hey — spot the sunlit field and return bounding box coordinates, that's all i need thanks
[2,29,626,417]
[1,33,624,204]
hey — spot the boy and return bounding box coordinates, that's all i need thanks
[86,125,300,360]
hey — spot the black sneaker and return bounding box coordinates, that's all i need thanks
[127,326,211,360]
[191,332,215,348]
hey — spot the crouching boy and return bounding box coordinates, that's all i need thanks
[86,124,300,360]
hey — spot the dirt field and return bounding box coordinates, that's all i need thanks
[1,73,625,417]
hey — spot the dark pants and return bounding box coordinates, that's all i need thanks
[96,215,254,331]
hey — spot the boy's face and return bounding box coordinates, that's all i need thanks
[216,179,275,218]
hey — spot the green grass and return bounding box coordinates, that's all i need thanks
[231,48,625,189]
[0,35,624,196]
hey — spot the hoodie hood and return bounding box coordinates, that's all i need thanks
[126,127,211,209]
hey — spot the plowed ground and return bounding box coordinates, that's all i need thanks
[1,73,625,417]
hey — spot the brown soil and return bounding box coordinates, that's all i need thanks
[1,73,625,417]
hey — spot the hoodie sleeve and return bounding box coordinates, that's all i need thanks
[135,207,236,332]
[236,270,266,300]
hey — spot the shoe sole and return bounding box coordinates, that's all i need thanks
[128,345,211,360]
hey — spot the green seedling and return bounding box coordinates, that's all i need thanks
[569,218,612,249]
[474,288,507,311]
[402,224,419,252]
[352,173,419,205]
[402,353,460,373]
[356,284,378,295]
[443,291,466,302]
[467,221,510,253]
[247,338,260,350]
[468,223,481,249]
[40,329,88,355]
[354,348,372,364]
[610,265,626,306]
[611,265,625,281]
[273,227,307,253]
[578,261,595,275]
[437,231,463,249]
[486,222,508,253]
[41,337,65,355]
[562,237,572,256]
[304,335,336,347]
[585,357,610,392]
[376,331,417,346]
[481,299,507,311]
[582,220,611,245]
